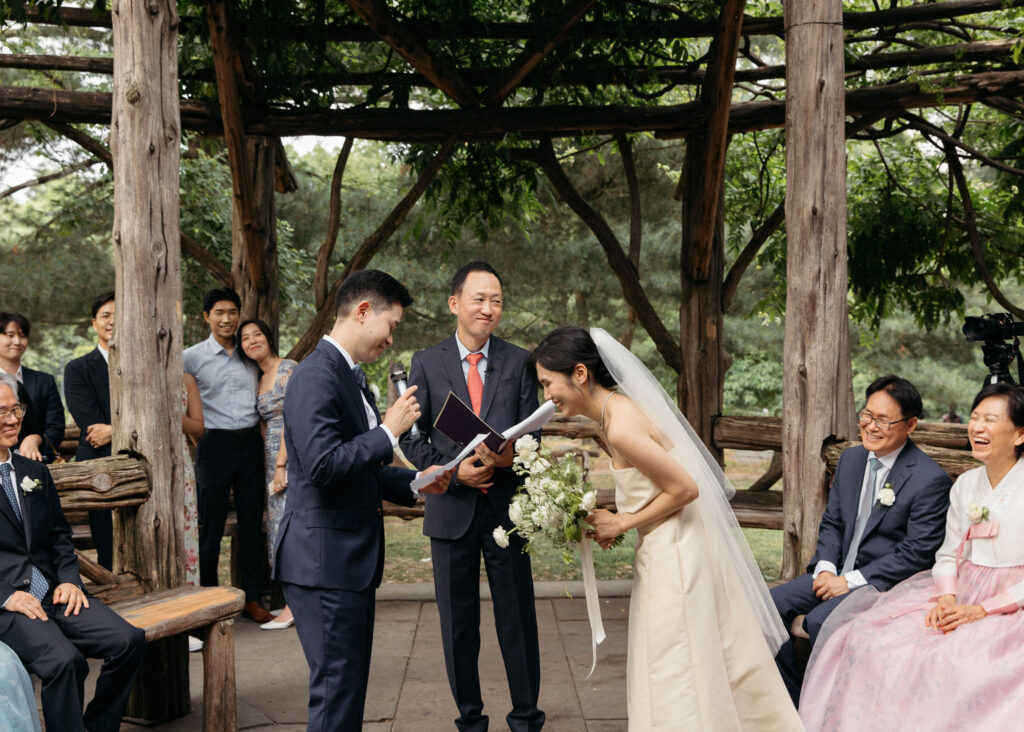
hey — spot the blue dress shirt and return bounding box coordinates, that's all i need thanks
[183,334,258,430]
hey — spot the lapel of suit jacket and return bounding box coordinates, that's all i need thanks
[1,456,31,549]
[89,348,111,420]
[441,334,474,408]
[322,340,370,432]
[861,440,918,540]
[479,337,507,424]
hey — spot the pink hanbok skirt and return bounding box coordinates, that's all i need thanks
[800,562,1024,731]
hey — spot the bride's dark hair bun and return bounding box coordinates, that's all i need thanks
[530,325,617,389]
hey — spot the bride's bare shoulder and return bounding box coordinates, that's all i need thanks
[604,395,658,442]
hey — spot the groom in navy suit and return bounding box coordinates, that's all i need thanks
[401,261,544,732]
[771,374,952,705]
[274,270,450,731]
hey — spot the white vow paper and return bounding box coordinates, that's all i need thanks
[498,400,557,449]
[409,432,489,491]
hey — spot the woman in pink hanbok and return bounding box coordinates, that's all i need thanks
[801,382,1024,731]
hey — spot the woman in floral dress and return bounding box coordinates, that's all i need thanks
[240,319,297,630]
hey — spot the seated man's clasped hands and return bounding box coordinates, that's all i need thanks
[0,370,147,732]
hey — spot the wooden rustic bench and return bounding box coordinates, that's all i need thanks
[111,586,245,731]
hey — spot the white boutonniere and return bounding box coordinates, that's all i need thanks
[20,476,42,494]
[369,383,380,403]
[967,502,991,524]
[876,483,896,507]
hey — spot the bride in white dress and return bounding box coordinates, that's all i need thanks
[530,326,801,731]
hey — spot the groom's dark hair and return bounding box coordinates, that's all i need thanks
[335,269,413,317]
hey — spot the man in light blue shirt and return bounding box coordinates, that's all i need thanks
[183,288,271,623]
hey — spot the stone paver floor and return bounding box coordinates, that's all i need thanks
[63,586,631,731]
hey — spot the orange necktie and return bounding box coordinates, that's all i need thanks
[467,352,484,415]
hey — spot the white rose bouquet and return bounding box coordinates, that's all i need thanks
[493,435,621,562]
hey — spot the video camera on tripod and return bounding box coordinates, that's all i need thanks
[962,312,1024,386]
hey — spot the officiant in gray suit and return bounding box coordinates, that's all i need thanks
[401,261,544,732]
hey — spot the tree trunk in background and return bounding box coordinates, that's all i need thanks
[676,0,742,457]
[232,136,280,339]
[110,0,189,718]
[782,0,856,580]
[679,145,727,461]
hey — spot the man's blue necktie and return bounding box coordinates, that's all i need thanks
[841,457,883,575]
[0,463,50,601]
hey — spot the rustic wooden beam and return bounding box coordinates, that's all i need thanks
[681,0,744,284]
[4,69,1023,139]
[206,0,265,290]
[50,457,150,510]
[17,0,1023,39]
[711,416,972,452]
[483,0,596,106]
[6,39,1015,87]
[76,549,123,585]
[824,441,979,480]
[344,0,480,107]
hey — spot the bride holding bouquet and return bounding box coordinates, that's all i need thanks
[529,326,800,731]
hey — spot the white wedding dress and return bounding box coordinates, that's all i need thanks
[613,452,803,731]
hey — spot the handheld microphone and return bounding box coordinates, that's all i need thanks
[390,365,419,437]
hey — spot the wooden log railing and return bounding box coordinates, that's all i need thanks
[59,416,975,535]
[50,455,150,511]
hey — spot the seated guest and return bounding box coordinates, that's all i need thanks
[0,639,40,731]
[770,374,952,705]
[801,383,1024,730]
[0,370,147,732]
[0,312,65,463]
[64,291,116,570]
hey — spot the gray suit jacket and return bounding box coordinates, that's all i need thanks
[400,334,538,540]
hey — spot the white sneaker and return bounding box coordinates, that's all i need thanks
[260,616,295,631]
[188,636,203,653]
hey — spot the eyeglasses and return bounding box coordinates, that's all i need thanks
[857,410,908,431]
[0,404,27,423]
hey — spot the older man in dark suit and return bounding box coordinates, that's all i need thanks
[64,291,116,569]
[401,261,544,732]
[0,370,146,732]
[275,270,450,731]
[770,374,952,706]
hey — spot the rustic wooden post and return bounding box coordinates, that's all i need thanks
[677,0,743,456]
[110,0,189,718]
[781,0,856,579]
[231,136,281,337]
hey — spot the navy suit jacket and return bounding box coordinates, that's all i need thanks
[273,339,417,592]
[63,349,112,461]
[17,366,65,463]
[811,439,951,591]
[0,454,81,633]
[400,334,538,540]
